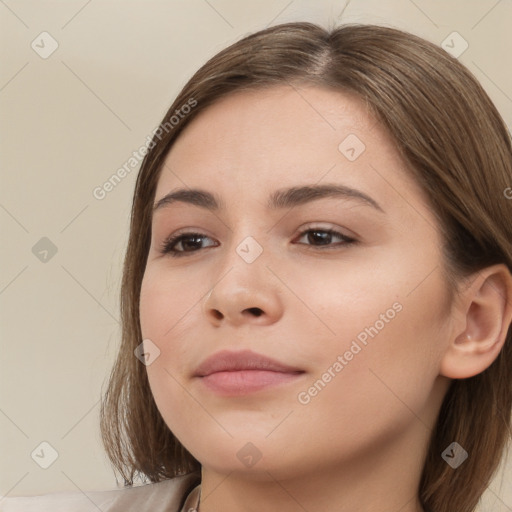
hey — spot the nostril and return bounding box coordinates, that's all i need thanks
[245,307,263,317]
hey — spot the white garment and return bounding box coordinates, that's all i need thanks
[0,471,201,512]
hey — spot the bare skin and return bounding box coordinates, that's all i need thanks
[139,84,512,512]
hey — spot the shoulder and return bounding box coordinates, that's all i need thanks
[0,471,201,512]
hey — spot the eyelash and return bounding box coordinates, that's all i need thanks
[159,227,357,258]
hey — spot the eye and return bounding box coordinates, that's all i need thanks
[159,226,357,258]
[293,227,357,249]
[159,232,217,257]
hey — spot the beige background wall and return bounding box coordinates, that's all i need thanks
[1,0,511,508]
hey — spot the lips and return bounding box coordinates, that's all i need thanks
[194,349,303,376]
[193,349,305,395]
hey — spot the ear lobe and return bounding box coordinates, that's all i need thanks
[440,264,512,379]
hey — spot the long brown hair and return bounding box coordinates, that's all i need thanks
[100,22,512,512]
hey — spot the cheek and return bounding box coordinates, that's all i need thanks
[289,308,443,468]
[139,269,216,445]
[279,255,404,369]
[288,253,447,420]
[139,267,209,344]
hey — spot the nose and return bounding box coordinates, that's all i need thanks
[202,243,284,327]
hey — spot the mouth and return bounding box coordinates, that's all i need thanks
[193,349,305,395]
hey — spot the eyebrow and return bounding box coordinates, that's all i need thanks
[153,183,385,214]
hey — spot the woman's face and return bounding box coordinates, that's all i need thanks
[140,85,454,479]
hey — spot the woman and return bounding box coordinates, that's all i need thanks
[101,21,512,512]
[5,21,512,512]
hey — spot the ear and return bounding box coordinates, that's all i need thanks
[440,264,512,379]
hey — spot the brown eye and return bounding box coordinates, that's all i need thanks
[295,228,356,248]
[160,232,217,257]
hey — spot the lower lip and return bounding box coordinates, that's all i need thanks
[199,370,303,395]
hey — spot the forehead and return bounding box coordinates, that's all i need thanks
[166,84,378,165]
[156,84,430,219]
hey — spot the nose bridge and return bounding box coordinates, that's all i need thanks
[212,231,269,297]
[216,211,269,277]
